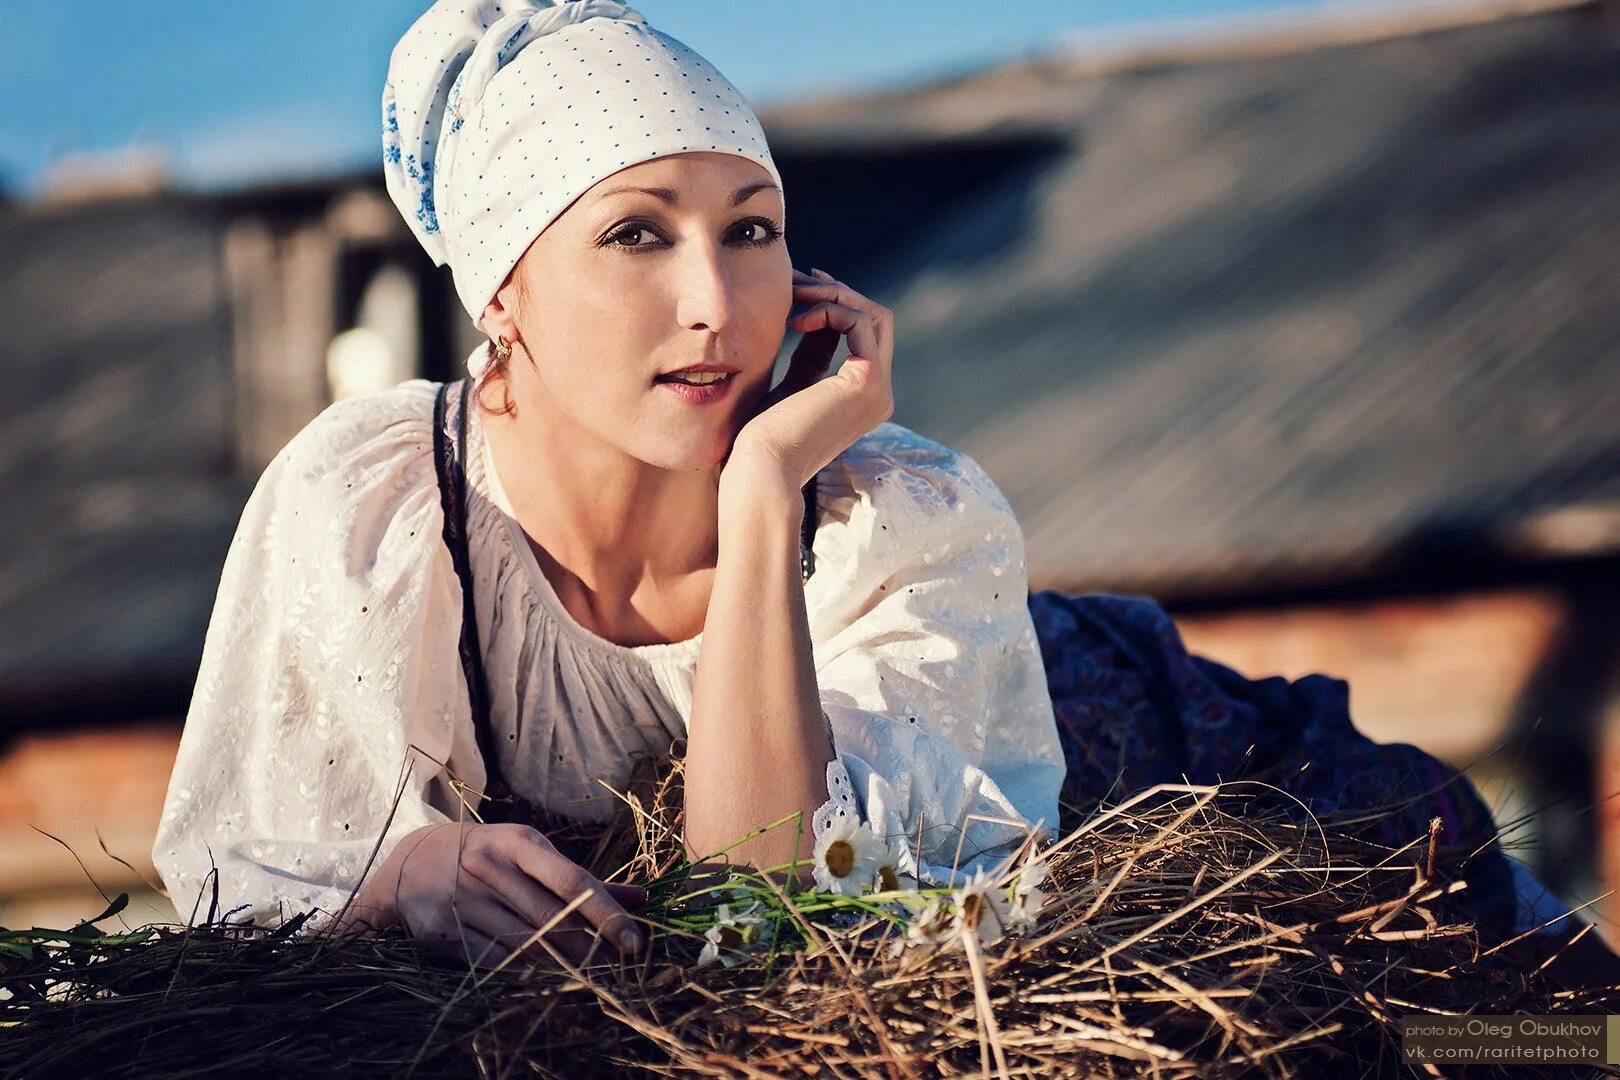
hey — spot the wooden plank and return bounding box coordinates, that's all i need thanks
[0,721,180,897]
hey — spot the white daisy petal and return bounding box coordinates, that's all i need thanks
[951,867,1011,948]
[692,900,775,969]
[1007,852,1049,936]
[812,815,884,896]
[903,898,957,950]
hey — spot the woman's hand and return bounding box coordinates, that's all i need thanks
[341,821,647,970]
[729,267,895,491]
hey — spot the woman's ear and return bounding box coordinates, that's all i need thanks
[479,290,517,345]
[479,271,526,347]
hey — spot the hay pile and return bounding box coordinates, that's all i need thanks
[3,776,1617,1079]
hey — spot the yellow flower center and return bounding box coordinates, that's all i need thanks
[960,892,983,929]
[825,839,856,878]
[878,865,899,892]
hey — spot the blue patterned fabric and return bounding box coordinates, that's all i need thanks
[1027,588,1519,940]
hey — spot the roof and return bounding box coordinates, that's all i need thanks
[0,196,246,718]
[762,0,1620,600]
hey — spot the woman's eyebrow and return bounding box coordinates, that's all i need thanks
[594,181,779,207]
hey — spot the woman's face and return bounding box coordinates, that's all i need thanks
[481,151,791,470]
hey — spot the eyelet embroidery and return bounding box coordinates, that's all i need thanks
[811,755,859,838]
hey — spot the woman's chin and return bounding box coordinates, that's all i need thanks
[646,428,736,472]
[638,378,762,468]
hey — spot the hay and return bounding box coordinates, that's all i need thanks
[3,770,1617,1079]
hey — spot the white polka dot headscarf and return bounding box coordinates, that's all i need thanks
[381,0,785,368]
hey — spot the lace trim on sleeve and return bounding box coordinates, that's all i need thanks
[806,705,855,841]
[810,709,860,837]
[811,756,859,837]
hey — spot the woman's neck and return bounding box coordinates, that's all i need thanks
[481,398,723,608]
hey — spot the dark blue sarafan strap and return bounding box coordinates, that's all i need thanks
[432,378,515,816]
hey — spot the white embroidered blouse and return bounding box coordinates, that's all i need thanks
[152,378,1067,929]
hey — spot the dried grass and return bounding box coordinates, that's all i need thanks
[3,765,1617,1079]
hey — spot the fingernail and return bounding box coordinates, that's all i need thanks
[811,266,829,277]
[619,926,644,953]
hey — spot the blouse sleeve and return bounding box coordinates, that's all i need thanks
[151,382,478,933]
[806,423,1066,887]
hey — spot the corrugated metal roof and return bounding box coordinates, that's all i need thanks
[0,198,243,712]
[765,2,1620,599]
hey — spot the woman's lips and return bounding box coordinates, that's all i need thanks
[654,372,736,404]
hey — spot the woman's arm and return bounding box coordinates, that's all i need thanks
[682,460,833,877]
[679,265,892,879]
[677,263,894,880]
[151,387,464,931]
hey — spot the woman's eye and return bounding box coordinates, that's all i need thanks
[734,219,783,247]
[608,225,660,249]
[603,218,782,252]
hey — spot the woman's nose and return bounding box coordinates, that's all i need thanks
[676,250,741,332]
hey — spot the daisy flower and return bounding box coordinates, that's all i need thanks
[812,814,884,896]
[951,867,1012,949]
[905,898,956,947]
[695,902,774,968]
[869,831,917,896]
[1006,851,1049,937]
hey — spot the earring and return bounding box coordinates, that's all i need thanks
[491,336,513,363]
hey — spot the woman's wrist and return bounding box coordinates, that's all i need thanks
[718,447,804,523]
[343,822,443,932]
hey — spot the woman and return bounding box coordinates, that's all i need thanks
[153,0,1561,969]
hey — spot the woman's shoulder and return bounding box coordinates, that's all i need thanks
[819,420,1016,529]
[274,379,440,483]
[246,380,447,579]
[812,421,1024,589]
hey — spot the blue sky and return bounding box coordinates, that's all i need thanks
[2,0,1378,193]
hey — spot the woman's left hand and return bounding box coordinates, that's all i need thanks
[727,267,894,491]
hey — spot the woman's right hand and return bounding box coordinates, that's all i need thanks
[346,821,647,969]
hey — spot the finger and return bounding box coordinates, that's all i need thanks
[419,902,512,970]
[510,839,644,956]
[606,882,649,908]
[790,274,855,304]
[794,271,880,321]
[478,889,598,968]
[787,273,860,325]
[450,927,507,970]
[465,857,601,965]
[789,302,882,370]
[790,279,850,301]
[792,280,890,370]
